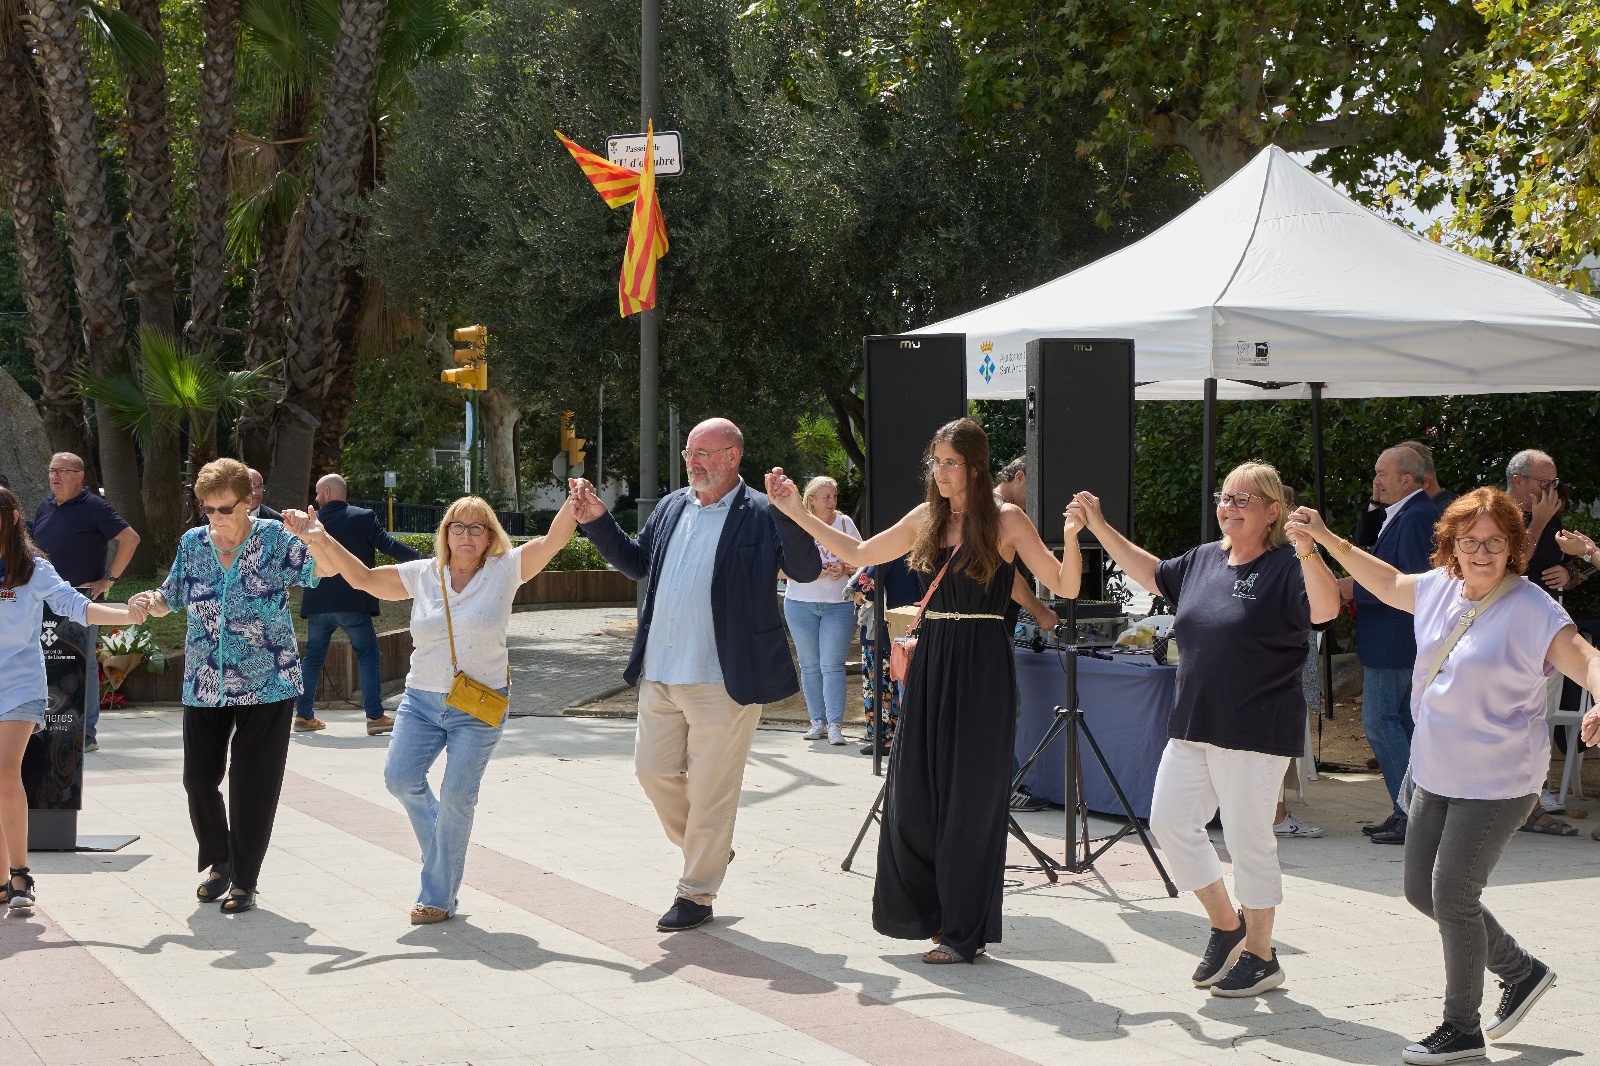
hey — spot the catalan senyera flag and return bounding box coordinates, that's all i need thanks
[554,123,670,317]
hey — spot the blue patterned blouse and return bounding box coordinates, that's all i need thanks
[160,519,319,707]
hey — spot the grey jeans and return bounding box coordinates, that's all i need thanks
[1404,786,1538,1033]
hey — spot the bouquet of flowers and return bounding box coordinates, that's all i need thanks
[98,626,167,705]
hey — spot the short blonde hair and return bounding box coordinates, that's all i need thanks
[434,496,512,569]
[194,458,251,505]
[1218,461,1289,552]
[802,476,839,514]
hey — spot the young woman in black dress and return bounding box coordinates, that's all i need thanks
[766,417,1081,963]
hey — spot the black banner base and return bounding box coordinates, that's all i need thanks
[28,810,139,852]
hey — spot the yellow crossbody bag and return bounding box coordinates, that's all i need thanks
[441,566,510,727]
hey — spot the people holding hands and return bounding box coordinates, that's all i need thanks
[1286,489,1600,1063]
[1069,462,1339,999]
[766,417,1080,964]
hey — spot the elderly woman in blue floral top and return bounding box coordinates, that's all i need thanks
[130,458,325,913]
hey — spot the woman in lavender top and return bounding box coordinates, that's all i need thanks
[0,487,146,914]
[1290,488,1600,1065]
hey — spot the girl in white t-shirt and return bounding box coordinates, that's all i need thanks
[782,477,859,745]
[286,496,577,925]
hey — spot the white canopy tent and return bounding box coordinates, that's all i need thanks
[914,145,1600,402]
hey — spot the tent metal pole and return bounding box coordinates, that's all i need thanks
[1312,383,1335,728]
[1201,378,1218,542]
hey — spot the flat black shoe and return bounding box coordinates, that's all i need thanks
[1486,959,1555,1040]
[1192,911,1247,987]
[1363,813,1400,837]
[1402,1021,1485,1064]
[196,867,230,903]
[1210,948,1285,997]
[1370,826,1407,844]
[656,896,712,932]
[220,889,256,914]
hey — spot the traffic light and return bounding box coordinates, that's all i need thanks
[443,324,488,390]
[560,410,587,473]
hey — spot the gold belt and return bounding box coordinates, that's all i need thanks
[921,611,1005,620]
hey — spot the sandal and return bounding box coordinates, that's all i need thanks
[1519,811,1577,836]
[8,868,37,912]
[196,867,230,903]
[220,889,256,914]
[410,905,449,925]
[921,942,985,964]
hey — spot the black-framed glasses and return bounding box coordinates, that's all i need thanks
[1213,491,1257,509]
[681,445,735,462]
[1457,535,1508,555]
[199,501,244,516]
[924,458,966,473]
[448,522,488,537]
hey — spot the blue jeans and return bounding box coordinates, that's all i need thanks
[783,598,855,726]
[297,612,384,719]
[383,687,505,913]
[1362,665,1415,822]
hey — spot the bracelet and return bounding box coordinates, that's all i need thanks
[1331,538,1352,558]
[1296,550,1318,562]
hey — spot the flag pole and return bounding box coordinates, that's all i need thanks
[637,0,661,576]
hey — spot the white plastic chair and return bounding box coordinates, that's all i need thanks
[1549,630,1595,807]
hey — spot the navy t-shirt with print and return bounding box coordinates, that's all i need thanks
[1154,542,1313,758]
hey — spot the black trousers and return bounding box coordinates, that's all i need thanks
[182,700,294,892]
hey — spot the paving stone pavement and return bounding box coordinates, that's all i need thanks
[8,644,1600,1063]
[501,607,638,716]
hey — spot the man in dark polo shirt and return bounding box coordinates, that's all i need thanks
[33,452,141,751]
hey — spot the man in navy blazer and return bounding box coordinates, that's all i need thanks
[294,474,423,735]
[569,417,821,932]
[1344,446,1438,844]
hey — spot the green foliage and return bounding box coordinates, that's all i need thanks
[791,412,859,509]
[970,400,1024,476]
[340,342,469,503]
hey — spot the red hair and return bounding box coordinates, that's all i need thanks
[1430,487,1531,578]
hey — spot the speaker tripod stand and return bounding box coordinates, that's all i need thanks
[1008,600,1177,895]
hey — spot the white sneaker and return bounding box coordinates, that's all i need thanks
[827,723,846,745]
[1539,789,1565,814]
[803,722,826,740]
[1273,812,1324,838]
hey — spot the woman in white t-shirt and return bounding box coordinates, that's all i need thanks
[783,477,859,745]
[286,496,577,924]
[1289,488,1600,1064]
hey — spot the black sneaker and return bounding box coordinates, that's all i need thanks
[1191,911,1247,987]
[1362,813,1399,837]
[1402,1022,1486,1064]
[656,896,713,932]
[1485,959,1555,1040]
[1210,948,1284,997]
[1008,788,1049,813]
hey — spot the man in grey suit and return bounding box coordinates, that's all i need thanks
[294,474,422,734]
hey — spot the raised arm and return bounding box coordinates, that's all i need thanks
[764,468,918,567]
[568,477,650,580]
[1069,492,1160,595]
[283,508,410,600]
[1285,512,1341,625]
[518,498,580,581]
[1286,506,1418,614]
[999,503,1081,599]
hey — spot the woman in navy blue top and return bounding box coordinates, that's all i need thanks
[1,487,145,912]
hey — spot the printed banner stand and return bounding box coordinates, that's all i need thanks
[23,608,139,852]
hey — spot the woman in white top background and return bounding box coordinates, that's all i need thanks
[782,477,859,745]
[1289,488,1600,1066]
[285,496,577,924]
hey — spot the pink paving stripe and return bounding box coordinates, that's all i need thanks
[280,771,1040,1066]
[0,905,209,1066]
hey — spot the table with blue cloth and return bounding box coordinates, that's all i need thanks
[1013,647,1175,818]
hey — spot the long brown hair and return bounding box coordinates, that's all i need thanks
[907,417,1003,585]
[0,486,39,589]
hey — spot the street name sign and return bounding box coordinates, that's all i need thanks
[606,130,683,176]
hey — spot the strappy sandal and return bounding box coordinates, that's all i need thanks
[410,905,449,925]
[922,942,985,964]
[220,889,256,914]
[196,867,230,903]
[7,867,36,911]
[1519,810,1577,836]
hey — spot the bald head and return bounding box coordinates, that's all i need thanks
[683,418,744,502]
[314,474,347,508]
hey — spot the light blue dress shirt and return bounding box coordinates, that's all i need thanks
[0,556,90,715]
[641,484,737,685]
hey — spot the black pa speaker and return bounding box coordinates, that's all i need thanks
[1025,338,1135,548]
[863,334,966,536]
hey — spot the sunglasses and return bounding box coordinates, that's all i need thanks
[199,501,244,516]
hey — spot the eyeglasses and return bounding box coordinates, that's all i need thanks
[1213,492,1258,509]
[448,522,488,537]
[47,467,82,477]
[199,501,243,516]
[924,458,966,473]
[681,445,735,462]
[1457,535,1508,555]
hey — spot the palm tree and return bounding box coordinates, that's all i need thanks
[185,0,241,351]
[22,0,148,537]
[0,2,90,457]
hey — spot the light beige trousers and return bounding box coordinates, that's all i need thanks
[636,680,763,905]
